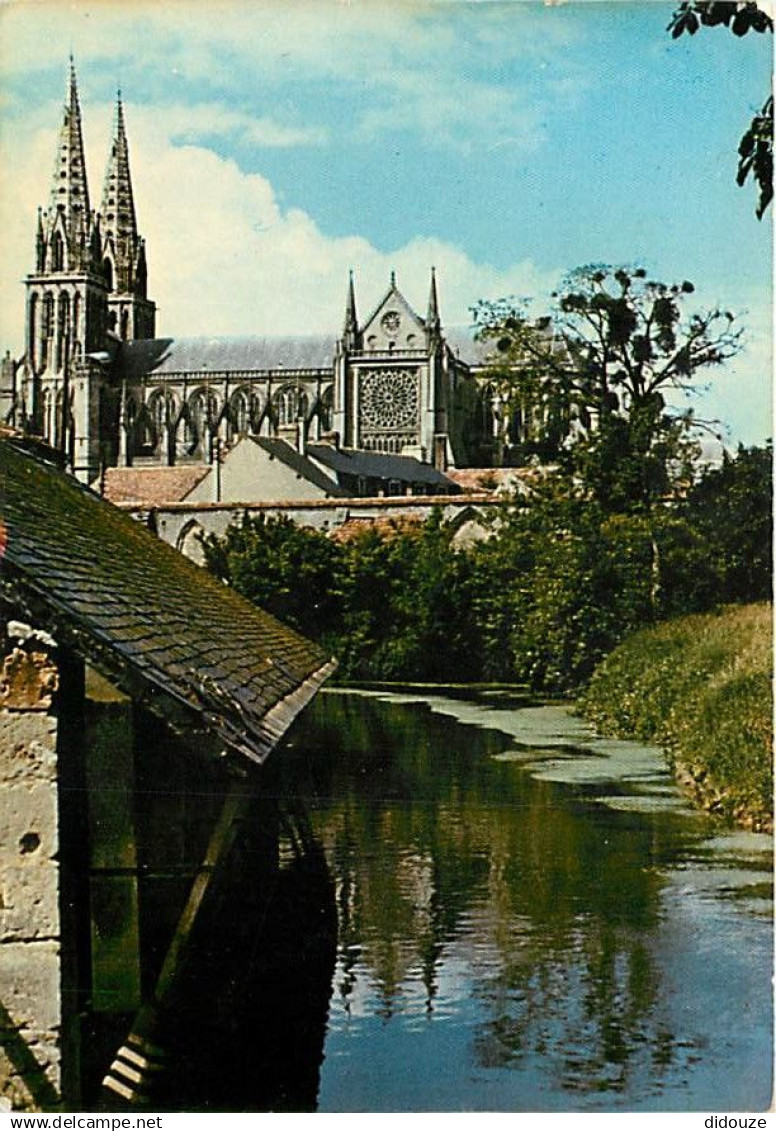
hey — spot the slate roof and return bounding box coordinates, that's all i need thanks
[307,444,460,490]
[443,328,492,367]
[102,465,210,505]
[0,436,335,766]
[116,330,492,382]
[119,335,337,381]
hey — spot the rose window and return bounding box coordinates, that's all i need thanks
[360,370,419,430]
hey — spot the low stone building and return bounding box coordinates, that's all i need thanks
[0,434,335,1111]
[103,435,459,509]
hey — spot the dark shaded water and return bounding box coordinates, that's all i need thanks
[277,689,773,1113]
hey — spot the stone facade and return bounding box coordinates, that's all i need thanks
[0,436,337,1109]
[0,623,64,1111]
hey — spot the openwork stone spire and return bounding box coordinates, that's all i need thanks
[47,57,92,268]
[101,91,139,294]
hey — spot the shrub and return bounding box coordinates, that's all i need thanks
[580,604,773,828]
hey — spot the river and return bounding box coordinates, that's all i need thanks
[276,687,773,1113]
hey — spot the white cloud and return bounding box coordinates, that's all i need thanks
[148,102,329,148]
[0,95,557,350]
[0,0,582,152]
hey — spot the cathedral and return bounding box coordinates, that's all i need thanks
[3,63,578,491]
[2,62,508,489]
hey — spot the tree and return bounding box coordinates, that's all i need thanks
[200,514,344,642]
[682,441,773,601]
[668,1,773,218]
[473,265,742,509]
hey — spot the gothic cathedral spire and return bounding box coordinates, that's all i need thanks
[28,57,106,378]
[47,56,94,272]
[100,92,155,340]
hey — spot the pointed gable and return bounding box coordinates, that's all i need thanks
[361,273,427,352]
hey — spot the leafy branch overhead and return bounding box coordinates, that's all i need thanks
[473,265,742,415]
[472,265,742,510]
[668,1,773,218]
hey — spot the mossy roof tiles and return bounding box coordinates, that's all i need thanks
[0,437,335,766]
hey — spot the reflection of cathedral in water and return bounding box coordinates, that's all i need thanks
[3,62,578,486]
[282,691,736,1111]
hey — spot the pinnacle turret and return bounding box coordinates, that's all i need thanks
[426,266,441,342]
[343,270,358,341]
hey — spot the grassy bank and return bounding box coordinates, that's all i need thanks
[579,604,773,831]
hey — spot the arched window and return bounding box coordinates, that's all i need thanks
[120,309,129,340]
[231,390,250,435]
[149,392,166,436]
[58,293,70,336]
[188,390,218,441]
[103,257,114,292]
[320,386,334,432]
[273,386,308,426]
[249,392,263,432]
[42,389,52,443]
[43,294,55,338]
[28,294,37,359]
[274,386,296,426]
[135,253,147,298]
[51,231,64,272]
[54,389,64,450]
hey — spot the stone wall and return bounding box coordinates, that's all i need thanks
[120,494,501,563]
[0,622,63,1111]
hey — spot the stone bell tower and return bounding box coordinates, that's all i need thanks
[22,59,109,482]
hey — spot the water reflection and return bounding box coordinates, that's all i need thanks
[280,690,772,1112]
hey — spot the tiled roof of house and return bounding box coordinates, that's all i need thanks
[102,465,210,505]
[0,436,334,766]
[445,467,539,495]
[327,513,425,543]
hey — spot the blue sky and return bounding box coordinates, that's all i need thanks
[0,0,771,444]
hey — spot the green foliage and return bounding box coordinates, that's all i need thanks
[668,2,773,218]
[473,265,740,510]
[580,604,773,827]
[201,445,770,693]
[336,512,482,681]
[200,514,344,641]
[681,441,773,602]
[470,485,720,693]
